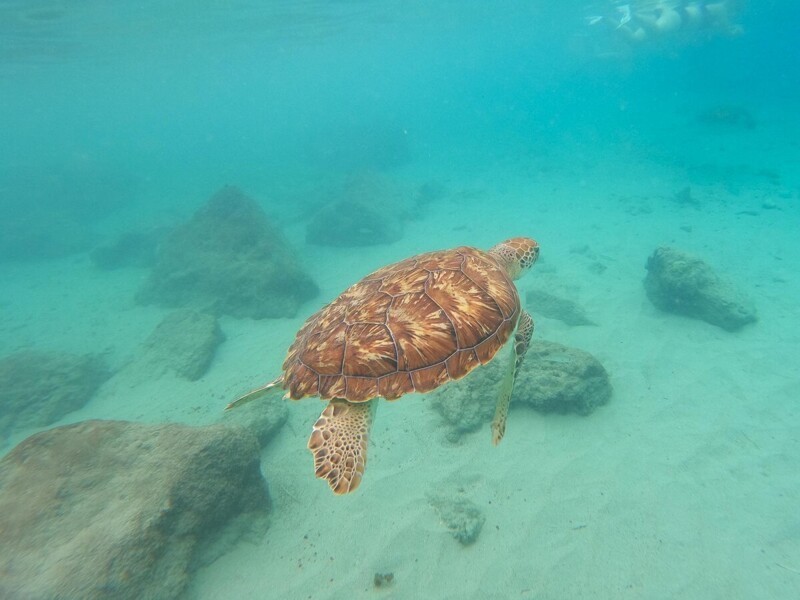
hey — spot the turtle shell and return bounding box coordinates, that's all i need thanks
[281,246,520,402]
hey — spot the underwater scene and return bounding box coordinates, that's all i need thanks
[0,1,798,598]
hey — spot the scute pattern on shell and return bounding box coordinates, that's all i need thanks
[282,246,520,402]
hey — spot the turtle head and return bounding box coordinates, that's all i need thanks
[489,237,539,280]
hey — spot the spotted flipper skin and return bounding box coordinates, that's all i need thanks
[307,399,376,494]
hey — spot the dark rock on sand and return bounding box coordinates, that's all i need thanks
[526,288,596,326]
[220,394,288,448]
[513,340,612,415]
[428,489,486,545]
[0,420,270,600]
[0,351,110,438]
[429,361,500,443]
[307,199,404,246]
[137,186,318,319]
[430,340,611,440]
[673,186,700,207]
[696,105,756,130]
[644,246,757,331]
[306,172,411,246]
[91,226,170,270]
[136,309,224,381]
[110,310,224,387]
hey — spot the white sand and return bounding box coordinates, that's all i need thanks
[2,126,798,600]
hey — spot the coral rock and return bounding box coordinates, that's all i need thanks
[526,288,596,326]
[644,246,757,331]
[514,340,612,415]
[138,309,224,381]
[306,172,410,247]
[137,186,318,319]
[0,351,110,438]
[0,420,270,600]
[428,490,486,545]
[220,394,288,448]
[429,363,500,443]
[90,226,170,270]
[430,339,611,439]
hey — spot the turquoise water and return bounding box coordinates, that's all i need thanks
[1,2,799,599]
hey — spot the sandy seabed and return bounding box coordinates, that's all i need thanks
[2,124,798,600]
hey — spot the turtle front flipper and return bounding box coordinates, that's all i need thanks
[308,398,377,494]
[491,311,534,445]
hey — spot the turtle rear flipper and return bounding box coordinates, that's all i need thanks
[491,311,534,445]
[308,399,377,494]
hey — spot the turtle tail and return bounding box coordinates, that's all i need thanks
[225,376,283,410]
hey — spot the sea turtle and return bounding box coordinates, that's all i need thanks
[227,237,539,494]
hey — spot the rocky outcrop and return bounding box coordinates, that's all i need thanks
[220,393,288,448]
[0,351,110,439]
[137,186,318,319]
[526,288,596,326]
[644,246,757,331]
[428,488,486,546]
[429,359,500,443]
[306,172,410,247]
[135,309,224,381]
[90,226,170,270]
[513,340,612,415]
[430,339,612,440]
[0,420,270,600]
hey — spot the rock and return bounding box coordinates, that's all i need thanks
[513,340,612,415]
[113,310,224,385]
[0,351,110,438]
[430,339,611,439]
[644,246,757,331]
[306,172,411,247]
[761,200,779,210]
[91,227,170,270]
[696,105,756,129]
[373,572,395,588]
[220,395,288,448]
[428,490,485,545]
[137,309,224,381]
[673,186,700,207]
[0,420,269,600]
[137,186,319,319]
[526,288,596,326]
[429,363,500,443]
[307,200,403,246]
